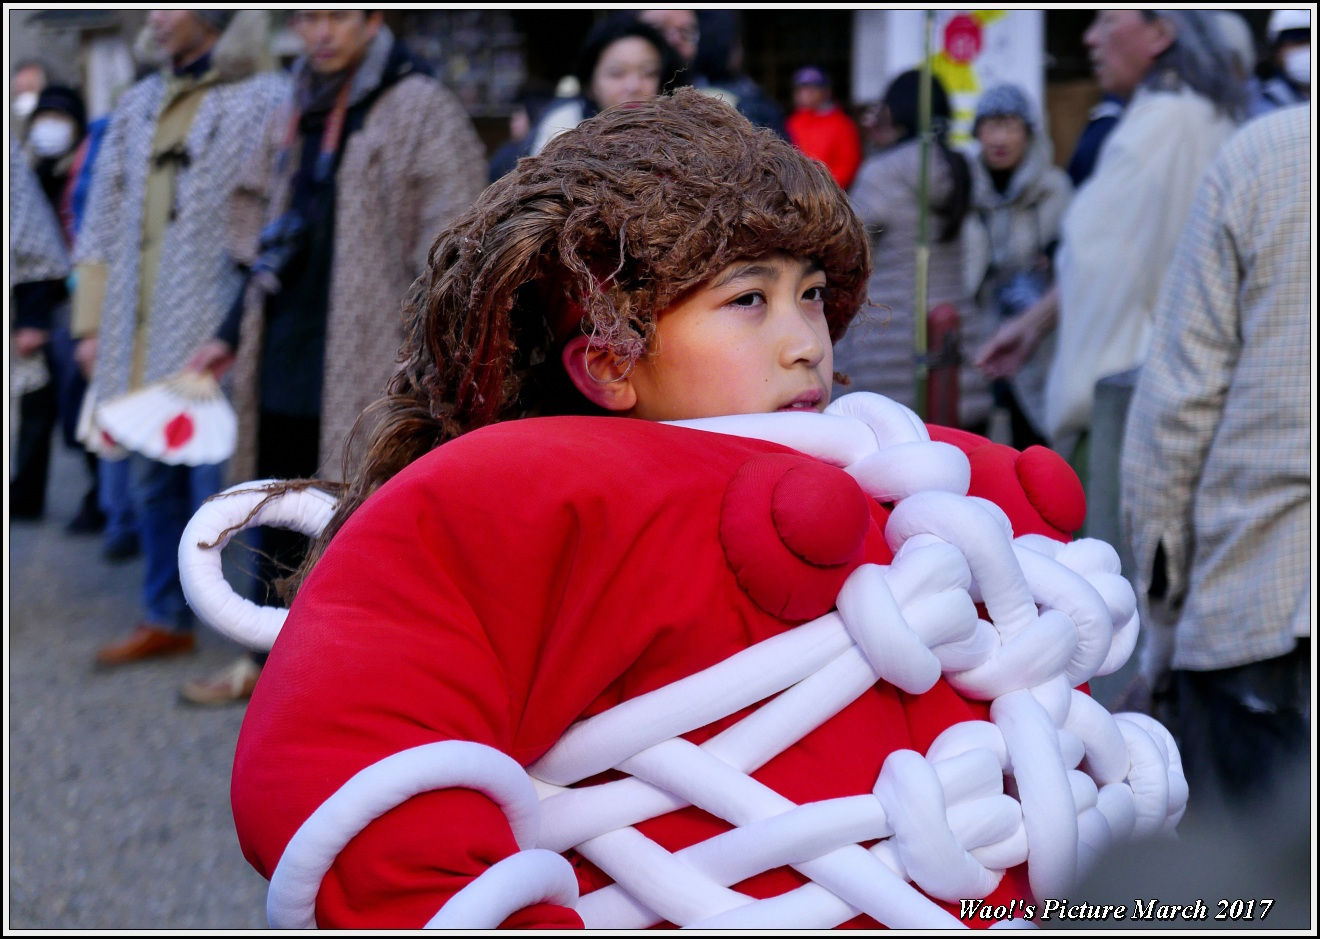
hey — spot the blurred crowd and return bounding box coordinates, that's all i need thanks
[9,9,1311,825]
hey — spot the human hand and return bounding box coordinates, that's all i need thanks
[75,336,98,379]
[13,327,50,358]
[186,339,236,381]
[974,313,1039,380]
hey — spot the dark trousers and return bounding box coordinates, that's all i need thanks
[1170,640,1310,812]
[11,309,101,522]
[249,411,321,666]
[11,353,58,519]
[992,378,1047,451]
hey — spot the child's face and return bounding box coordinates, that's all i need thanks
[626,253,834,422]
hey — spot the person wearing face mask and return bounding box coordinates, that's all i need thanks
[23,85,110,534]
[530,13,683,156]
[10,137,69,523]
[28,87,84,189]
[1248,10,1310,118]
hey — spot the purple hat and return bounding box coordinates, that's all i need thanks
[793,66,829,88]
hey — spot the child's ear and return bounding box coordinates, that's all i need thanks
[561,335,638,412]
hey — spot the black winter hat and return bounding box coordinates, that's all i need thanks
[882,69,952,138]
[33,84,87,137]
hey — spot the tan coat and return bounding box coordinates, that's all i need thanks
[226,67,486,483]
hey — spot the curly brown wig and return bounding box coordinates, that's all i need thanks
[285,86,870,597]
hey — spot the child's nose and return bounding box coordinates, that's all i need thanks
[782,308,826,366]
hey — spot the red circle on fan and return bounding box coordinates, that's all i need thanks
[164,413,195,449]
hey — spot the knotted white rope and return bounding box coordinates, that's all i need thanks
[189,394,1186,929]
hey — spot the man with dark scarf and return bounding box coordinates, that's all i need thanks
[182,10,486,704]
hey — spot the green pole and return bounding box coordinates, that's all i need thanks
[913,10,934,420]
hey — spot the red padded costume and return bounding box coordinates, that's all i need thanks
[232,416,1086,928]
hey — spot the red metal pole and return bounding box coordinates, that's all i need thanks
[925,302,960,427]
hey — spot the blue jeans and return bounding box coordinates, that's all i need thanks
[129,455,225,629]
[98,456,140,545]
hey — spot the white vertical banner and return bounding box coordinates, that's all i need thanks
[881,10,1045,145]
[85,35,138,120]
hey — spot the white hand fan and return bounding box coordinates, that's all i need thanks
[96,371,237,466]
[75,383,130,459]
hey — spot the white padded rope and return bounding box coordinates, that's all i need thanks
[425,849,579,929]
[267,742,543,929]
[234,395,1187,929]
[529,614,853,786]
[670,411,880,468]
[179,481,338,650]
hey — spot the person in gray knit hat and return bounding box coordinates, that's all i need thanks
[966,82,1072,451]
[973,84,1033,135]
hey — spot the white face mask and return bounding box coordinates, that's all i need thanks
[12,90,38,121]
[28,116,77,157]
[1282,45,1310,89]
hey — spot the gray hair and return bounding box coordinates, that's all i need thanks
[1142,10,1247,119]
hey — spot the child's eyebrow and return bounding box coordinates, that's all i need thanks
[709,258,825,289]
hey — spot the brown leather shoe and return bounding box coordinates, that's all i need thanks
[178,655,261,706]
[96,623,196,666]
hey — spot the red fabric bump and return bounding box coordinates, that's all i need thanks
[721,453,869,622]
[771,460,870,566]
[1016,445,1086,536]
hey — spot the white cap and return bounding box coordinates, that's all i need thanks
[1269,9,1311,43]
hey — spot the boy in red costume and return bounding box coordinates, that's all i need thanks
[213,90,1182,929]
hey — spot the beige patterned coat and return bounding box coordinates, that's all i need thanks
[226,46,486,484]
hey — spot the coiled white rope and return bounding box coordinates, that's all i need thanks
[178,480,338,650]
[185,394,1186,929]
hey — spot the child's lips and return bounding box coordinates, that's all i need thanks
[778,390,825,412]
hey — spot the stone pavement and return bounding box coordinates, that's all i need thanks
[8,442,267,929]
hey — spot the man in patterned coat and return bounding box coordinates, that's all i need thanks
[1121,104,1310,807]
[72,11,287,666]
[179,10,487,704]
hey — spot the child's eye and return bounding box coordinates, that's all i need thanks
[728,291,766,308]
[803,285,827,303]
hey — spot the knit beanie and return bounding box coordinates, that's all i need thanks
[973,83,1034,135]
[33,84,87,136]
[882,70,952,140]
[195,10,236,34]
